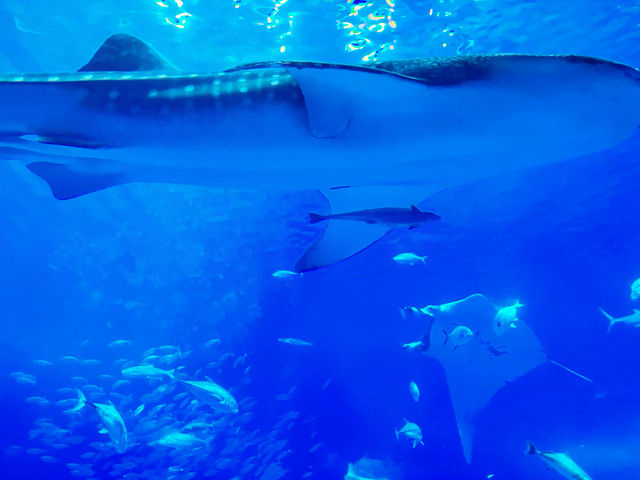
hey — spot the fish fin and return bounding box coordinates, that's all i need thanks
[411,205,421,213]
[295,186,436,272]
[98,428,108,434]
[526,442,538,455]
[599,308,616,333]
[283,62,424,139]
[442,328,449,346]
[69,388,87,412]
[308,212,326,224]
[295,219,390,271]
[26,161,128,200]
[412,440,417,448]
[394,429,399,440]
[78,33,177,72]
[283,65,352,138]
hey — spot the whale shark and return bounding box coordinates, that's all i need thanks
[1,34,639,270]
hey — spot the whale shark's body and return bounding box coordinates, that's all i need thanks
[2,34,639,270]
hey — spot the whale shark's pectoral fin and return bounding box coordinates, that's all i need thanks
[295,185,436,272]
[283,62,423,139]
[27,161,128,200]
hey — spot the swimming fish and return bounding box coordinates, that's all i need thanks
[309,206,440,228]
[493,301,524,336]
[71,389,127,453]
[394,419,423,448]
[443,325,475,349]
[401,340,427,352]
[121,365,176,380]
[526,442,592,480]
[599,308,640,332]
[277,337,313,347]
[405,293,590,463]
[10,371,36,385]
[181,379,239,414]
[150,430,207,449]
[630,278,640,301]
[409,381,420,402]
[272,270,302,279]
[344,463,389,480]
[3,34,640,272]
[393,253,427,265]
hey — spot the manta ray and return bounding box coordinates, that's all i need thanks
[1,34,639,270]
[404,294,591,463]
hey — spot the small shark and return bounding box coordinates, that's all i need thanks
[72,389,127,453]
[309,206,440,228]
[2,34,640,271]
[526,442,592,480]
[599,308,640,332]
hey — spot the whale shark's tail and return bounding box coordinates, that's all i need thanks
[599,308,617,333]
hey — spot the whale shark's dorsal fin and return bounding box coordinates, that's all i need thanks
[78,33,177,72]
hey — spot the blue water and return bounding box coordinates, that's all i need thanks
[1,1,640,479]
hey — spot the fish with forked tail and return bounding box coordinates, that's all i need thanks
[71,389,127,453]
[526,442,592,480]
[599,308,640,333]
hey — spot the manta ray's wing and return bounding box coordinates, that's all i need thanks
[295,185,439,272]
[424,294,546,463]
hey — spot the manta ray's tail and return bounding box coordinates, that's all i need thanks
[599,308,616,333]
